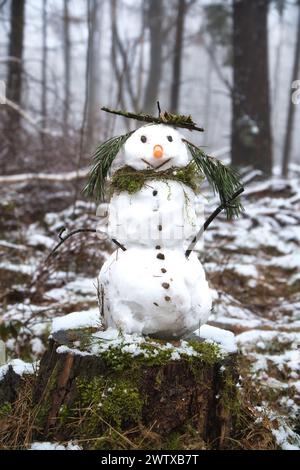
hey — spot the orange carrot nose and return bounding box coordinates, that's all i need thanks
[153,144,164,159]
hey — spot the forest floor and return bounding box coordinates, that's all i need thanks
[0,170,300,450]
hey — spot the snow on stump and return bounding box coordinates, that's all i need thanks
[0,360,36,406]
[33,320,240,450]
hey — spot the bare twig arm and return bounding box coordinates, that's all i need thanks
[47,228,126,261]
[185,187,245,258]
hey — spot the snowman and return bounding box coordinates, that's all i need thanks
[85,109,243,339]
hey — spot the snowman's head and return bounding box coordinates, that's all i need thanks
[112,124,190,172]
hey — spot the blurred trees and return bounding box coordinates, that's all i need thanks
[0,0,299,177]
[41,0,48,134]
[282,0,300,177]
[231,0,273,175]
[63,0,71,138]
[143,0,164,113]
[170,0,187,113]
[86,0,103,150]
[6,0,25,128]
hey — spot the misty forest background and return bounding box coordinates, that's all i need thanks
[0,0,299,177]
[0,0,300,450]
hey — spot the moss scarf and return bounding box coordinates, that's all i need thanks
[110,163,204,195]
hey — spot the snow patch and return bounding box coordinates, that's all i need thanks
[30,442,81,451]
[0,359,37,381]
[51,308,100,334]
[196,325,237,353]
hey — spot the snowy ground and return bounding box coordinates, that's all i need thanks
[0,171,300,449]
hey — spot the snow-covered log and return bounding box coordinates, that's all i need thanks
[0,168,88,185]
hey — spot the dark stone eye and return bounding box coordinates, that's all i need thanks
[167,136,173,142]
[141,135,147,143]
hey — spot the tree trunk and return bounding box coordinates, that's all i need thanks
[32,336,240,449]
[41,0,48,132]
[63,0,71,138]
[6,0,25,130]
[170,0,186,113]
[281,0,300,177]
[231,0,273,175]
[86,0,102,152]
[143,0,164,114]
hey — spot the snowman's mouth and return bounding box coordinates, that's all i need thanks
[141,158,172,170]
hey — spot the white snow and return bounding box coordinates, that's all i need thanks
[0,261,34,276]
[197,325,237,353]
[28,234,54,249]
[272,425,300,450]
[112,124,190,173]
[46,277,97,301]
[100,248,212,338]
[56,327,225,361]
[30,442,81,450]
[0,359,36,381]
[51,308,100,334]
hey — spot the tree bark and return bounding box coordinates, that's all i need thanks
[33,338,239,449]
[63,0,71,138]
[170,0,186,113]
[143,0,164,114]
[231,0,273,175]
[282,0,300,177]
[41,0,48,132]
[86,0,103,151]
[6,0,25,129]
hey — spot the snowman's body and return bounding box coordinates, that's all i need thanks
[98,124,212,339]
[107,180,199,248]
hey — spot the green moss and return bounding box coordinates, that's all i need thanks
[187,340,222,365]
[75,375,143,432]
[218,369,241,420]
[0,402,12,419]
[81,336,222,374]
[110,163,204,196]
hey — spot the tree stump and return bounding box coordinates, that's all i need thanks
[32,329,240,450]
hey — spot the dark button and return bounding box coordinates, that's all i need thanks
[158,225,162,231]
[153,302,159,307]
[162,283,170,290]
[157,253,165,260]
[165,296,171,302]
[155,245,161,250]
[153,190,158,196]
[161,268,167,273]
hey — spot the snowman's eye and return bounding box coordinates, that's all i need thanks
[141,135,147,143]
[167,136,173,142]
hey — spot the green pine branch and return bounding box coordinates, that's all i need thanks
[185,140,244,219]
[83,132,133,201]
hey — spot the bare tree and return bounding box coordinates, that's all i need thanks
[6,0,26,127]
[63,0,71,137]
[282,0,300,177]
[86,0,103,151]
[143,0,164,114]
[231,0,273,175]
[170,0,187,113]
[41,0,48,132]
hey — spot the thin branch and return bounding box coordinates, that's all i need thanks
[4,97,61,136]
[101,107,204,132]
[46,227,126,262]
[185,187,245,258]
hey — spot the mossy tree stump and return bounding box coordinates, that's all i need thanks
[33,334,240,450]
